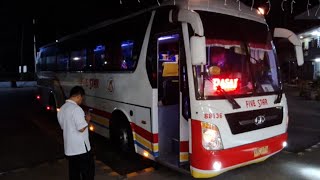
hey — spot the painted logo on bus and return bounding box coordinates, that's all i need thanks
[82,78,99,89]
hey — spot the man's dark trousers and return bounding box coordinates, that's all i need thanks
[67,151,95,180]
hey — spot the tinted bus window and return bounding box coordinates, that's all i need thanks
[98,40,137,71]
[70,49,86,71]
[120,40,137,70]
[40,56,46,71]
[93,45,107,70]
[57,53,69,71]
[46,56,56,71]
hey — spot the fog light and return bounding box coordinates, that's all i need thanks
[282,141,287,148]
[213,161,222,170]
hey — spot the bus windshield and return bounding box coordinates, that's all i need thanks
[193,11,280,99]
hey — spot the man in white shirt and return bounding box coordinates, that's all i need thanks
[57,86,94,180]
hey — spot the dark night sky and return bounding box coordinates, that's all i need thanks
[0,0,319,74]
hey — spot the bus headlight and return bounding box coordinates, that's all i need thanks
[201,122,223,150]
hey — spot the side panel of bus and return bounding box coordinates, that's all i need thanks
[36,11,160,159]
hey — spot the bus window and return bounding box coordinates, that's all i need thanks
[57,53,69,71]
[46,56,56,71]
[120,40,137,70]
[39,56,47,71]
[70,49,86,71]
[93,45,107,71]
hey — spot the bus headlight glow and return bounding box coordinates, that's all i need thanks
[201,122,223,150]
[283,141,287,148]
[213,161,222,170]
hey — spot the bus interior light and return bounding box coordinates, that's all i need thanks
[73,57,80,61]
[94,45,105,52]
[158,34,179,41]
[121,41,134,47]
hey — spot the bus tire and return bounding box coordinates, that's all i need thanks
[110,115,135,155]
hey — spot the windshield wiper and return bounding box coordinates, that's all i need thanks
[217,86,241,109]
[274,85,283,104]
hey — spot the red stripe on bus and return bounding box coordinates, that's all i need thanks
[81,105,158,143]
[190,119,287,170]
[180,141,189,152]
[81,105,112,119]
[131,123,159,143]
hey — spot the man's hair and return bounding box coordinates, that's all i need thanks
[69,86,85,98]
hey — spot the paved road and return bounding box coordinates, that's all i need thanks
[284,86,320,153]
[0,87,152,177]
[0,87,64,173]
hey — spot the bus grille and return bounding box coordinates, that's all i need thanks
[225,107,283,135]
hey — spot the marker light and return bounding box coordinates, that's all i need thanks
[213,161,222,170]
[283,141,288,148]
[143,151,149,157]
[89,125,95,131]
[46,106,51,111]
[36,95,40,100]
[202,122,223,150]
[257,7,265,15]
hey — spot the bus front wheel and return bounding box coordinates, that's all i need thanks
[110,117,135,155]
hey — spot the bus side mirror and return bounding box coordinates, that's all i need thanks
[190,36,207,65]
[274,28,304,66]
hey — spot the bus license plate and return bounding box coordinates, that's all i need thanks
[254,146,269,157]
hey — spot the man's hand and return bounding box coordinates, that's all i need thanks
[85,114,92,123]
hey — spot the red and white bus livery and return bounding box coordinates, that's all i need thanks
[35,0,303,178]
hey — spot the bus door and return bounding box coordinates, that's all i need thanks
[157,33,181,166]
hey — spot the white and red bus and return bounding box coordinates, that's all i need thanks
[35,0,304,178]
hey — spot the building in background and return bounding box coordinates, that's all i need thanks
[296,5,320,81]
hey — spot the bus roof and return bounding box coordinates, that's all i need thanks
[40,0,266,49]
[163,0,266,24]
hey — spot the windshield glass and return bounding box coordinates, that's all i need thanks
[193,11,280,99]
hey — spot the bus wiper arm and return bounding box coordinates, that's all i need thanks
[274,91,282,104]
[217,86,241,109]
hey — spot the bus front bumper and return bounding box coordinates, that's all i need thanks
[190,132,288,178]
